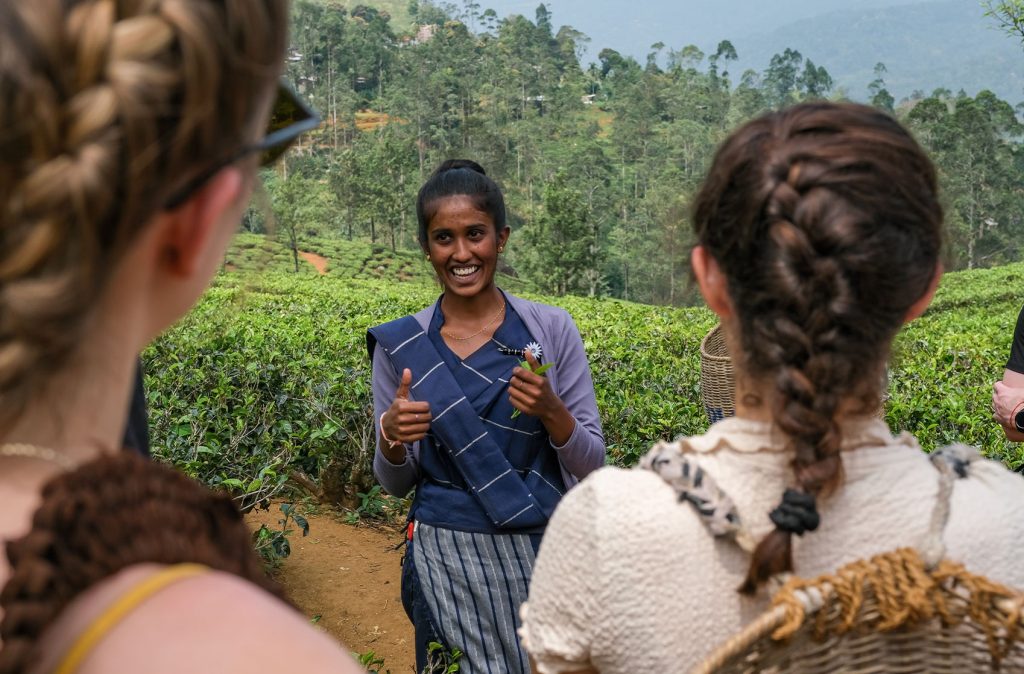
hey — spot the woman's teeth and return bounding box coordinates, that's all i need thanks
[452,266,480,277]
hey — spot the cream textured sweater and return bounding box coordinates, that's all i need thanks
[519,417,1024,673]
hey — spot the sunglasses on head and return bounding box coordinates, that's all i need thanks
[164,82,320,209]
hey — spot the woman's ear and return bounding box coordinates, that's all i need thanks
[692,245,734,319]
[903,262,943,323]
[497,225,510,252]
[115,166,245,347]
[158,167,244,278]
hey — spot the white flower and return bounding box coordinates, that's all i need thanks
[525,341,543,360]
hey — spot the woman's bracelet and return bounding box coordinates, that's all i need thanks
[379,412,404,450]
[1012,401,1024,432]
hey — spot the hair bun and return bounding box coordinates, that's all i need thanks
[435,159,486,176]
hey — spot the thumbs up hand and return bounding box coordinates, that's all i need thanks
[395,367,412,402]
[381,368,432,459]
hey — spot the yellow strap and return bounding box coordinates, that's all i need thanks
[53,563,209,674]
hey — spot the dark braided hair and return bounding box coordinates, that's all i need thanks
[416,159,507,247]
[0,453,288,673]
[692,102,943,594]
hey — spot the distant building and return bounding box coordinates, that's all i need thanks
[415,24,436,44]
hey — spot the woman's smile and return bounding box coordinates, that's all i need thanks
[449,264,483,286]
[451,265,480,277]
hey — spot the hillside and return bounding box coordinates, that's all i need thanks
[733,1,1024,103]
[421,0,926,59]
[224,232,534,292]
[306,0,414,29]
[373,0,1022,104]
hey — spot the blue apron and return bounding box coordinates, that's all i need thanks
[367,298,565,534]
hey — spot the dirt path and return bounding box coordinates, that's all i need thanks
[299,250,329,275]
[246,507,414,673]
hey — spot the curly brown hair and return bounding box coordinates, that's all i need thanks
[692,102,943,594]
[0,453,288,673]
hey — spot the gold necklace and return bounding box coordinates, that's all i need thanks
[0,443,76,471]
[442,300,507,341]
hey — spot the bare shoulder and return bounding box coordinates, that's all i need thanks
[75,569,361,674]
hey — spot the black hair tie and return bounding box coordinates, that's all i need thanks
[769,489,820,536]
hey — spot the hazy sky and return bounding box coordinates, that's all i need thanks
[472,0,942,60]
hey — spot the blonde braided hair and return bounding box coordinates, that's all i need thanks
[0,0,288,427]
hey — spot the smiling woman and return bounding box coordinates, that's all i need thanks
[365,159,606,674]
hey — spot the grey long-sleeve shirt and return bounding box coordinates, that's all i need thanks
[371,292,606,498]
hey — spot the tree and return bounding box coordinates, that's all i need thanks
[535,3,553,37]
[985,1,1024,42]
[731,69,769,121]
[271,173,321,272]
[868,62,895,112]
[520,171,602,296]
[667,45,705,73]
[598,48,628,78]
[708,40,738,85]
[556,25,590,65]
[763,48,803,108]
[798,59,833,99]
[646,42,665,74]
[907,91,1024,269]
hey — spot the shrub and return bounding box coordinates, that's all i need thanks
[147,261,1024,505]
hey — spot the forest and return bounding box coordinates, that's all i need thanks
[262,0,1024,306]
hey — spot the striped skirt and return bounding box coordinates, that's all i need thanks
[408,521,540,674]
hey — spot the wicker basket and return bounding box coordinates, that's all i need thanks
[700,325,735,424]
[690,549,1024,673]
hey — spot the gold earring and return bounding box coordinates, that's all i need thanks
[425,254,430,260]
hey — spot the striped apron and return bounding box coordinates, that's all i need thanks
[370,297,565,673]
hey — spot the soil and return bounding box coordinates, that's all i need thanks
[355,111,392,132]
[246,507,415,673]
[299,250,330,275]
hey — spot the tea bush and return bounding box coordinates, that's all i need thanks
[147,260,1024,506]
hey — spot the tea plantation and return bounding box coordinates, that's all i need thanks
[146,246,1024,507]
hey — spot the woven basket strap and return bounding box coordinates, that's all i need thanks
[921,444,980,567]
[641,440,980,573]
[640,441,757,552]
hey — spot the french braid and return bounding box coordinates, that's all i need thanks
[0,0,288,428]
[0,454,288,673]
[692,103,943,594]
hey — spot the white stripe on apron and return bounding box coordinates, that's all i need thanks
[413,522,536,674]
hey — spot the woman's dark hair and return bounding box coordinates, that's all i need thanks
[692,102,943,594]
[416,159,507,247]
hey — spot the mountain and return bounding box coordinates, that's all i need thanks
[452,0,927,57]
[731,1,1024,103]
[437,0,1023,104]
